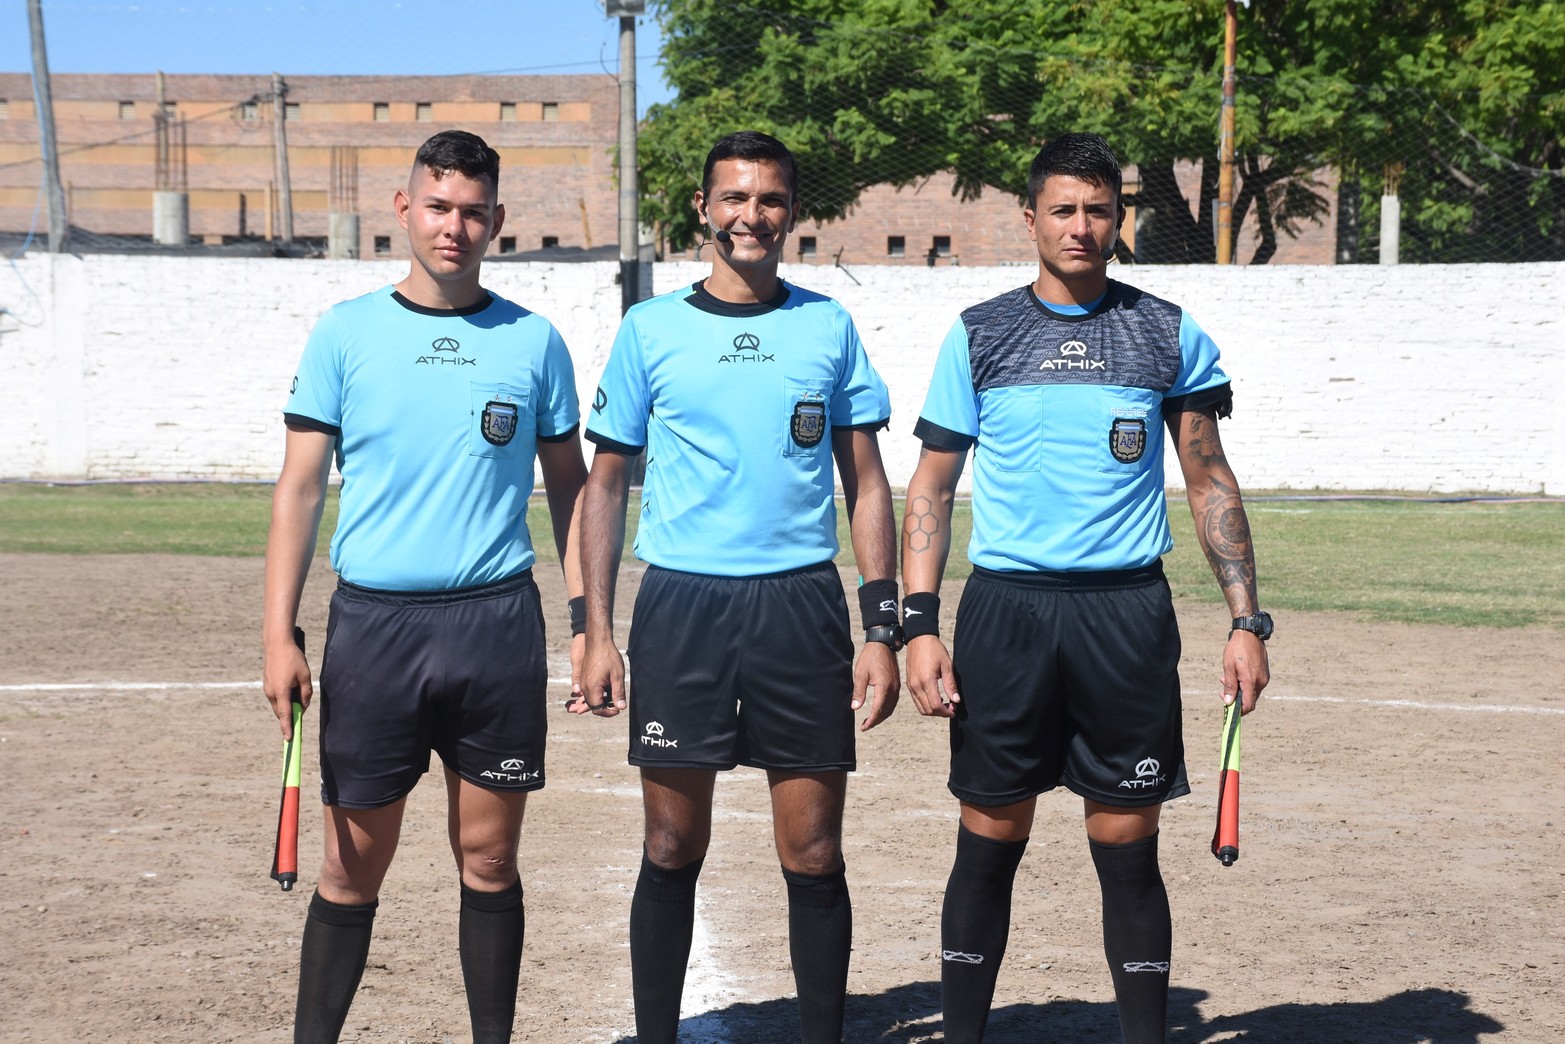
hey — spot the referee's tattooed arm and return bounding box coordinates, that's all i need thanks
[900,445,967,718]
[1170,408,1269,714]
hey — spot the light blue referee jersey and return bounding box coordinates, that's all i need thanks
[915,281,1232,572]
[284,287,579,590]
[586,281,890,577]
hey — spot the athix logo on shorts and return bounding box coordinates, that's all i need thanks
[1118,757,1166,791]
[481,757,541,784]
[417,336,476,366]
[719,332,775,364]
[641,721,678,749]
[1040,339,1105,371]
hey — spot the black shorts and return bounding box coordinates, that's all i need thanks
[948,564,1188,808]
[625,562,855,772]
[318,571,548,809]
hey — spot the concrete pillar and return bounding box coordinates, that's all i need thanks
[152,191,188,246]
[328,212,360,259]
[1378,194,1400,265]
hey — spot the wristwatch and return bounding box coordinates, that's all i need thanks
[1230,611,1274,641]
[865,624,905,651]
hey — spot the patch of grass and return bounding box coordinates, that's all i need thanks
[3,483,1561,628]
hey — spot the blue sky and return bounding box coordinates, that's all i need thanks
[4,0,673,112]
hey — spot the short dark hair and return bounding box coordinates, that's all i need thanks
[702,130,799,204]
[413,130,500,190]
[1027,133,1122,209]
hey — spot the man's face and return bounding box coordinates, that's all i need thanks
[395,165,503,283]
[694,158,798,270]
[1023,175,1122,281]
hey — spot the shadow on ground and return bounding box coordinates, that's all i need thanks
[608,983,1503,1042]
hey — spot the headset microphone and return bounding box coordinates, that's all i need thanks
[1101,237,1117,261]
[711,224,732,244]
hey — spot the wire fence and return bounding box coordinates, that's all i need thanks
[636,2,1565,265]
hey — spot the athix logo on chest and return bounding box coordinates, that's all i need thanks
[719,332,775,364]
[1040,339,1105,371]
[416,336,476,366]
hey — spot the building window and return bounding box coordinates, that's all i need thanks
[500,102,517,122]
[541,102,559,122]
[0,99,9,120]
[541,236,560,249]
[374,235,392,255]
[499,236,516,254]
[240,101,259,121]
[285,102,300,121]
[161,101,177,119]
[119,100,135,120]
[798,236,817,258]
[887,236,905,258]
[932,235,951,257]
[415,102,433,122]
[373,102,390,122]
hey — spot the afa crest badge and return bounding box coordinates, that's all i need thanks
[1109,417,1146,463]
[790,398,826,449]
[482,400,519,446]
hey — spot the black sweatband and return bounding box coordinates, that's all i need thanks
[568,596,586,637]
[857,579,899,631]
[902,591,941,640]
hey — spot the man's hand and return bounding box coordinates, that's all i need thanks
[568,632,587,705]
[905,634,959,718]
[571,633,626,716]
[262,635,311,739]
[1222,630,1269,715]
[852,641,900,731]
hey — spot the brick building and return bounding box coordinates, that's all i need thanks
[0,70,1335,265]
[0,72,619,259]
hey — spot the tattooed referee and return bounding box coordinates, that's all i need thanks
[900,133,1271,1044]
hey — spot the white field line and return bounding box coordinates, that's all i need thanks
[1,683,1560,717]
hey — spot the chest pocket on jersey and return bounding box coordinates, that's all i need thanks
[469,382,529,460]
[980,387,1043,473]
[784,377,832,458]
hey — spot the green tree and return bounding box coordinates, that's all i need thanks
[639,0,1565,263]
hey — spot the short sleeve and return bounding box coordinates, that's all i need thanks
[534,323,581,439]
[284,308,345,433]
[830,310,891,429]
[912,318,978,450]
[1163,310,1233,417]
[584,313,652,453]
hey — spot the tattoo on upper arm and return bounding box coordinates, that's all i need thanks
[904,494,940,553]
[1183,410,1227,470]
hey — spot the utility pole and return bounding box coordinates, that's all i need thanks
[27,0,68,252]
[608,0,645,314]
[1216,0,1238,265]
[272,72,294,247]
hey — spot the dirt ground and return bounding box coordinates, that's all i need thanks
[1,552,1561,1043]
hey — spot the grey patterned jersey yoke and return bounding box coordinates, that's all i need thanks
[961,282,1185,395]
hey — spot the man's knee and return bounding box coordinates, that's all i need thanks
[644,822,709,870]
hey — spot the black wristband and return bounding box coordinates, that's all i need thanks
[857,579,899,631]
[568,596,586,637]
[901,591,941,640]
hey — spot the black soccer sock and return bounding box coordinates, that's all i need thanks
[783,863,853,1044]
[1090,832,1172,1044]
[294,891,377,1044]
[458,877,525,1044]
[629,850,704,1044]
[939,825,1029,1044]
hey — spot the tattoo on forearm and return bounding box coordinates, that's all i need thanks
[1200,494,1257,601]
[904,494,940,554]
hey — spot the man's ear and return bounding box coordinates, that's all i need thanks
[489,202,506,241]
[394,188,411,231]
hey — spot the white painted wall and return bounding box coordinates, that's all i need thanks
[2,255,1561,493]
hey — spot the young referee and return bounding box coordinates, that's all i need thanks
[577,130,902,1044]
[901,133,1271,1043]
[261,130,588,1044]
